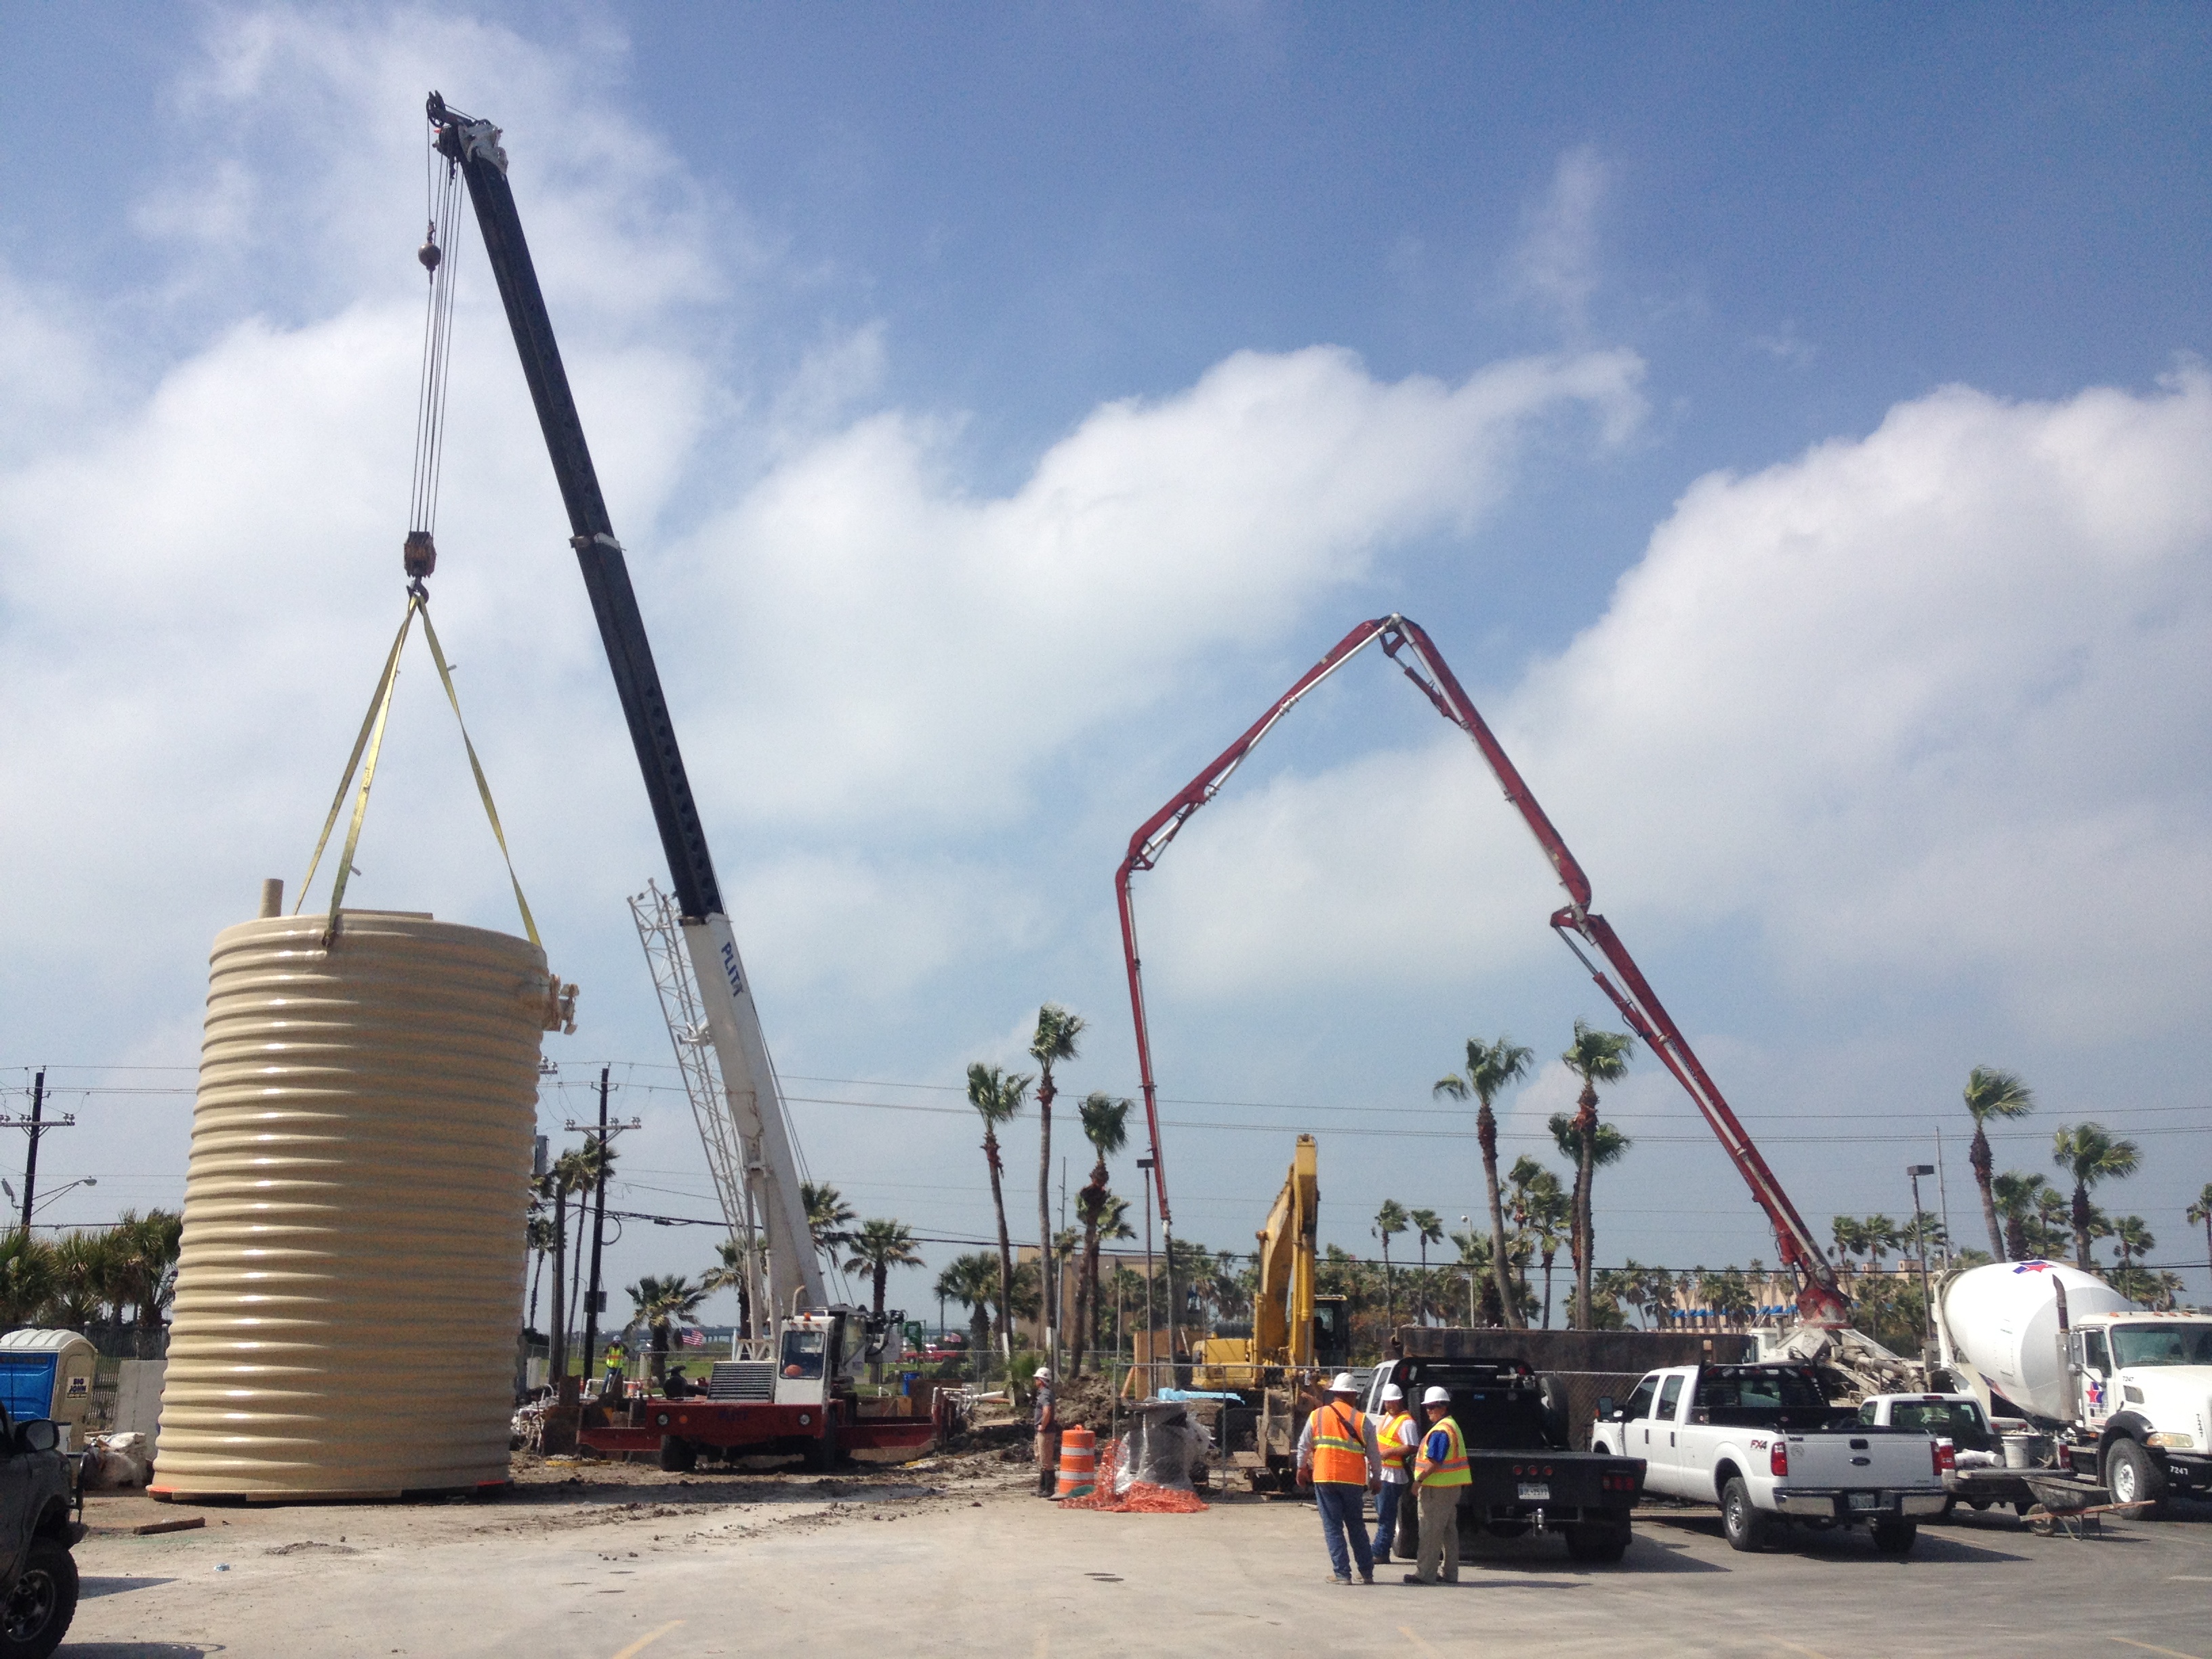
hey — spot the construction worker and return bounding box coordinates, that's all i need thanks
[1296,1372,1381,1584]
[603,1337,628,1386]
[1370,1382,1416,1564]
[1033,1366,1060,1496]
[1404,1385,1469,1585]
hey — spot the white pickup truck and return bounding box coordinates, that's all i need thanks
[1591,1363,1950,1554]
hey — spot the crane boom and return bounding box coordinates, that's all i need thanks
[1115,612,1851,1326]
[426,94,823,1317]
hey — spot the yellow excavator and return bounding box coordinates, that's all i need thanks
[1193,1135,1350,1488]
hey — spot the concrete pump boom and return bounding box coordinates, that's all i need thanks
[426,94,823,1319]
[1115,612,1851,1328]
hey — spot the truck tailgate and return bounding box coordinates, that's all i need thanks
[1780,1429,1936,1489]
[1468,1452,1643,1511]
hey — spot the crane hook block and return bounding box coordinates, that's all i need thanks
[403,530,438,579]
[418,221,442,275]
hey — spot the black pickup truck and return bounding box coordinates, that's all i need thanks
[0,1409,81,1658]
[1366,1357,1645,1563]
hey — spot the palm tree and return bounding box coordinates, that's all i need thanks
[801,1182,857,1270]
[1028,1004,1086,1366]
[936,1252,1000,1365]
[2110,1215,2154,1275]
[701,1235,761,1336]
[1373,1200,1409,1326]
[2188,1186,2212,1294]
[1559,1019,1634,1328]
[0,1233,55,1328]
[554,1140,614,1338]
[966,1061,1032,1359]
[2051,1124,2142,1269]
[626,1273,707,1382]
[1073,1090,1132,1374]
[1448,1229,1497,1325]
[842,1219,924,1321]
[1072,1189,1134,1374]
[1408,1209,1444,1324]
[1963,1067,2036,1258]
[47,1231,115,1328]
[526,1210,556,1331]
[1434,1035,1535,1331]
[1992,1172,2052,1263]
[1546,1099,1633,1329]
[1830,1215,1867,1278]
[1858,1215,1902,1271]
[1517,1171,1570,1329]
[105,1210,182,1329]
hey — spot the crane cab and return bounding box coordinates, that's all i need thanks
[773,1311,848,1408]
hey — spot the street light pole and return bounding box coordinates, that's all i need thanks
[1908,1163,1937,1353]
[1460,1214,1476,1326]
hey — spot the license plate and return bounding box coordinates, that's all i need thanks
[1847,1492,1883,1511]
[1517,1483,1551,1502]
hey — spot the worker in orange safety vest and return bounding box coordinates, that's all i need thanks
[1296,1372,1381,1584]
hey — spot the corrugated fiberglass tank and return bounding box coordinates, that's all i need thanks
[153,907,554,1500]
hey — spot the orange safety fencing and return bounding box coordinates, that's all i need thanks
[1059,1437,1208,1515]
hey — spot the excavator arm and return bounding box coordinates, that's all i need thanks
[1115,613,1851,1327]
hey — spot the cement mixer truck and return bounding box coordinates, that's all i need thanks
[1936,1260,2212,1514]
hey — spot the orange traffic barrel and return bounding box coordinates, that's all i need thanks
[1056,1427,1098,1499]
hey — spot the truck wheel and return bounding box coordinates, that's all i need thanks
[2106,1439,2168,1515]
[808,1427,838,1473]
[657,1435,697,1474]
[1565,1523,1631,1563]
[0,1537,78,1659]
[1870,1519,1917,1555]
[1721,1477,1771,1553]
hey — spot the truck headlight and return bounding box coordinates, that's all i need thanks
[2146,1433,2195,1450]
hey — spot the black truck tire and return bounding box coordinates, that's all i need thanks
[0,1536,77,1659]
[657,1435,697,1473]
[808,1425,838,1472]
[1721,1477,1771,1553]
[1565,1522,1631,1563]
[2105,1438,2168,1515]
[1869,1519,1917,1555]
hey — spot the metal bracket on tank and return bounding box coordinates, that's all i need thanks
[542,976,579,1034]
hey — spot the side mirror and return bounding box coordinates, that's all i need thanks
[1596,1396,1616,1420]
[15,1420,56,1454]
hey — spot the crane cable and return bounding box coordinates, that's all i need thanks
[292,138,541,951]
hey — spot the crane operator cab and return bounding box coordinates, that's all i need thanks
[771,1307,903,1409]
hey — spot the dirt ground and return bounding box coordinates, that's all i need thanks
[64,1456,2212,1658]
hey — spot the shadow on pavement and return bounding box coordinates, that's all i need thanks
[79,1577,177,1600]
[60,1646,222,1656]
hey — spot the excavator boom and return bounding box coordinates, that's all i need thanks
[1115,613,1851,1327]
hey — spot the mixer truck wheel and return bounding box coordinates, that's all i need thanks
[1721,1478,1771,1553]
[2105,1439,2167,1515]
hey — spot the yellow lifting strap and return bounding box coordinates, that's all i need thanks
[295,589,541,950]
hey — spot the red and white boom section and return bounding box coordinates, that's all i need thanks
[1114,613,1852,1327]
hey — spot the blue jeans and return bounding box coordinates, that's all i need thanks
[1372,1480,1405,1558]
[1314,1482,1374,1580]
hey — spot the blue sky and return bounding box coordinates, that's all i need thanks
[3,4,2209,1322]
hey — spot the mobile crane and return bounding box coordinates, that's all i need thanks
[425,94,929,1467]
[1115,613,1857,1332]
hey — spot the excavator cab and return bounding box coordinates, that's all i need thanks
[1311,1296,1350,1371]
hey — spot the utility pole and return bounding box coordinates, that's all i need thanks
[1461,1214,1476,1326]
[0,1071,77,1234]
[1933,1127,1955,1269]
[1908,1164,1937,1355]
[566,1076,642,1387]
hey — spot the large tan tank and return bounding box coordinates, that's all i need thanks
[153,909,555,1501]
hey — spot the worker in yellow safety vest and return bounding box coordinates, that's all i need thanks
[1370,1383,1417,1565]
[1404,1385,1470,1585]
[1296,1372,1381,1584]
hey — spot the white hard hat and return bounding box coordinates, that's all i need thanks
[1380,1384,1404,1403]
[1422,1386,1452,1406]
[1034,1367,1052,1380]
[1328,1372,1359,1393]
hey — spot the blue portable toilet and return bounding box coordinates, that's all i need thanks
[0,1330,100,1445]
